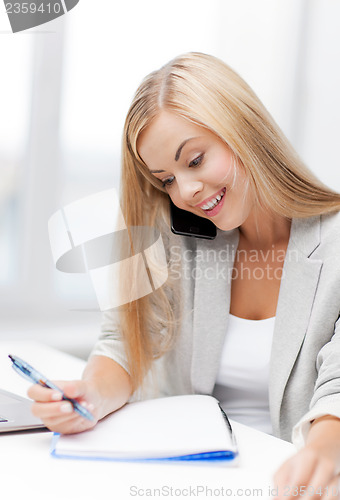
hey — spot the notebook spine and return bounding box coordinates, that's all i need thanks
[218,403,238,452]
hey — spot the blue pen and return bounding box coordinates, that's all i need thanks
[8,354,94,421]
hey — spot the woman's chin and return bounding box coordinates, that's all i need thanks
[214,223,237,232]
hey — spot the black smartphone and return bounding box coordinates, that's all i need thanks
[170,199,217,239]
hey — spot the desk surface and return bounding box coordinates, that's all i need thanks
[0,341,294,500]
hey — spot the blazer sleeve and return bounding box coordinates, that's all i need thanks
[292,314,340,448]
[89,310,130,374]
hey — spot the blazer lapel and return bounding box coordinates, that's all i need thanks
[269,216,323,436]
[191,228,239,394]
[189,215,323,436]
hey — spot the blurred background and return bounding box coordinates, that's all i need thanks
[0,0,339,359]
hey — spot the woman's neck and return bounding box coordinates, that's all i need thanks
[239,207,292,249]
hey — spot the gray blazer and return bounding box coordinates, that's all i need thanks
[91,211,340,446]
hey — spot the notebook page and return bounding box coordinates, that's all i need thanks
[54,395,236,459]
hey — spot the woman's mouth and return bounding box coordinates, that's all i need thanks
[200,187,226,217]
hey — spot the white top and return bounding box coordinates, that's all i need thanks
[213,313,275,435]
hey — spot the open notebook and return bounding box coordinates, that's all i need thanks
[51,395,238,462]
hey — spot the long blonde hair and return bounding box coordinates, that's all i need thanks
[118,52,340,391]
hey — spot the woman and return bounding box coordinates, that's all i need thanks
[29,53,340,498]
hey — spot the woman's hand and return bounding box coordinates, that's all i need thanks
[273,446,340,500]
[27,380,101,434]
[27,356,132,435]
[273,416,340,500]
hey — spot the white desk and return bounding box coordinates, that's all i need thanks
[0,341,295,500]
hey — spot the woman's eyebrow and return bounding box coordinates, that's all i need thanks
[149,136,201,174]
[174,137,199,161]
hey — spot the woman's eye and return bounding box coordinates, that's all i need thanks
[160,155,203,187]
[162,176,175,188]
[189,154,204,167]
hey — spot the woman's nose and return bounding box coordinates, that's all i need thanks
[177,179,203,203]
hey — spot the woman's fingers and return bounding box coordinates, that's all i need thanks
[27,379,98,434]
[322,474,340,500]
[273,447,339,500]
[40,413,89,434]
[32,400,69,418]
[56,380,88,400]
[27,383,61,402]
[307,459,337,500]
[31,400,97,433]
[274,449,317,499]
[27,380,88,402]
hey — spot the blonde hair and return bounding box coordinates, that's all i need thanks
[118,52,340,391]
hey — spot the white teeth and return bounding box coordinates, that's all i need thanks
[201,189,225,211]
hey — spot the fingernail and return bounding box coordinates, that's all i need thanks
[60,402,73,413]
[51,392,62,401]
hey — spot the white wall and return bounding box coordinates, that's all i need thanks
[296,0,340,189]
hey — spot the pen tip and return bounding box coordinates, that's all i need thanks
[8,354,14,362]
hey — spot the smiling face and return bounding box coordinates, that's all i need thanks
[137,111,255,231]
